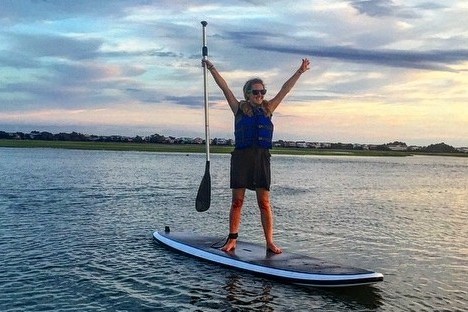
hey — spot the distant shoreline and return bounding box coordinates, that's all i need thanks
[1,139,467,157]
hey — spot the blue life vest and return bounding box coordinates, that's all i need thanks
[234,106,274,149]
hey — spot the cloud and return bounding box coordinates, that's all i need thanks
[0,50,39,68]
[348,0,417,18]
[7,33,103,61]
[349,0,449,18]
[0,60,150,111]
[413,2,447,10]
[0,0,136,22]
[163,94,233,108]
[247,41,468,72]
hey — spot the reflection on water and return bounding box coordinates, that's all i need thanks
[223,274,275,312]
[323,286,384,310]
[222,273,384,311]
[0,148,467,311]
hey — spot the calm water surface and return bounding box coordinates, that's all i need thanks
[0,148,466,311]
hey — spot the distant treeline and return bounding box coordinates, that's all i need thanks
[0,130,207,144]
[0,130,464,154]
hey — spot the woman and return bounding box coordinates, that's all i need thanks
[203,58,311,253]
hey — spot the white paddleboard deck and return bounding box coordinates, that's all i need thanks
[153,229,383,287]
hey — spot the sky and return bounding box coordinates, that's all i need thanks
[0,0,467,147]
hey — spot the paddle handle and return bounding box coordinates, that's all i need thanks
[201,21,210,162]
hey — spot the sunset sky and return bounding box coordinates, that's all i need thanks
[1,0,467,146]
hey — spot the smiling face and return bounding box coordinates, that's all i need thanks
[248,83,266,105]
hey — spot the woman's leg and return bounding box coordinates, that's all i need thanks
[256,188,282,254]
[221,188,246,252]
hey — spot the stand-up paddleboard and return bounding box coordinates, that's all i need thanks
[153,228,383,287]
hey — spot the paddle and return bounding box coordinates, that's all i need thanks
[195,21,211,212]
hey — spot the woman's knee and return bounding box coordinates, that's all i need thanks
[256,189,271,212]
[257,199,271,212]
[231,198,244,210]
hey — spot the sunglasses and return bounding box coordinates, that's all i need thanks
[250,89,267,95]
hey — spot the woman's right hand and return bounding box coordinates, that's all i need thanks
[202,59,214,69]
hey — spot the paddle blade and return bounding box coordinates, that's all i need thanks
[195,161,211,212]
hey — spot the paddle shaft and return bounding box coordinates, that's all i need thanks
[201,21,210,162]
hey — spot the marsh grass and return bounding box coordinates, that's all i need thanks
[0,139,422,156]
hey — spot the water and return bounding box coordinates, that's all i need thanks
[0,148,466,311]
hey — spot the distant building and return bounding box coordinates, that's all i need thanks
[212,138,229,145]
[387,143,408,151]
[296,141,307,148]
[307,142,321,149]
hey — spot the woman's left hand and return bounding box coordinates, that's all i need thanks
[299,58,310,73]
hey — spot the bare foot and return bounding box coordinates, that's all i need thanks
[267,242,282,254]
[221,239,237,252]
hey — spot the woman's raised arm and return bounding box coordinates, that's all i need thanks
[203,60,239,114]
[268,58,310,112]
